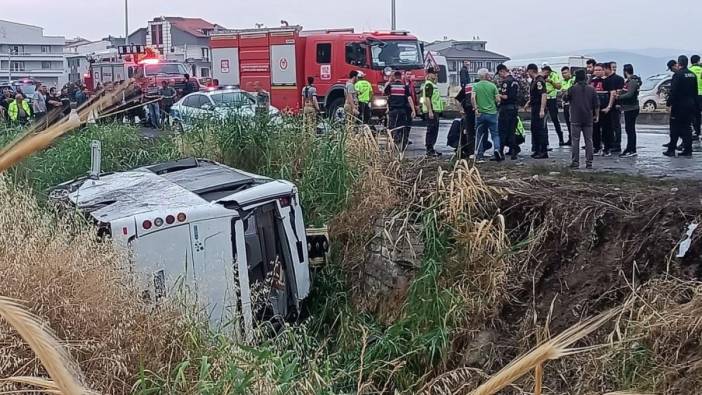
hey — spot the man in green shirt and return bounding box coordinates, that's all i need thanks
[471,68,502,161]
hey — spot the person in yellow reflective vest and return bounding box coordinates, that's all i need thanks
[689,54,702,138]
[422,67,445,157]
[560,66,576,139]
[354,72,373,125]
[542,64,567,145]
[8,93,31,125]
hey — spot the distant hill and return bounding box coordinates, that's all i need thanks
[513,48,701,79]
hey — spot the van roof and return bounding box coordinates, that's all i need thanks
[62,158,271,223]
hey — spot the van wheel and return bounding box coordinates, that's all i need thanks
[643,101,657,112]
[327,98,346,122]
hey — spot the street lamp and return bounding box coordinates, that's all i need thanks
[124,0,129,43]
[391,0,396,30]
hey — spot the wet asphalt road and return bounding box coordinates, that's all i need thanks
[399,119,702,180]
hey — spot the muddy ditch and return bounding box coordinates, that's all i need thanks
[332,158,702,392]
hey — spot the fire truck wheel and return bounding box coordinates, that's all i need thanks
[327,98,346,122]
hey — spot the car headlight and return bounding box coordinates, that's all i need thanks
[373,98,388,107]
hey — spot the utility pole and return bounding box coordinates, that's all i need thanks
[124,0,129,44]
[391,0,396,30]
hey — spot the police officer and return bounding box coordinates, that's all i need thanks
[454,77,476,156]
[422,67,444,157]
[543,64,566,146]
[497,64,520,159]
[355,71,373,125]
[384,71,416,150]
[664,55,699,157]
[689,55,702,138]
[526,64,548,158]
[561,66,576,141]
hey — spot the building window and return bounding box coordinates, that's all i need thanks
[41,61,52,69]
[202,47,210,61]
[201,67,210,78]
[10,61,25,72]
[486,61,493,71]
[448,61,456,72]
[316,43,331,64]
[151,24,163,46]
[10,45,24,55]
[41,46,51,53]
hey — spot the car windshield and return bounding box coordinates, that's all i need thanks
[641,76,667,91]
[144,63,187,76]
[371,40,423,68]
[210,92,255,107]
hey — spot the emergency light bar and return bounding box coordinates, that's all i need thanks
[118,45,146,56]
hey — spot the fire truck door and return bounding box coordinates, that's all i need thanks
[270,44,298,110]
[212,47,241,87]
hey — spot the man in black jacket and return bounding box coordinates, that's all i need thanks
[664,55,699,157]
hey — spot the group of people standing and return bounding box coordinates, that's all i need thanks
[0,83,81,126]
[451,54,701,168]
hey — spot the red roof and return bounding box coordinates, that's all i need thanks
[163,17,220,38]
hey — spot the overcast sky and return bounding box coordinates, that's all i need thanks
[1,0,699,56]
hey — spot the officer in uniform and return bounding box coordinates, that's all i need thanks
[689,55,702,138]
[527,64,548,158]
[497,64,521,159]
[422,67,444,157]
[355,72,373,125]
[384,71,415,150]
[454,78,476,156]
[561,66,576,140]
[664,55,699,157]
[543,64,566,145]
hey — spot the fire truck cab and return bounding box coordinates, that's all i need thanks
[210,26,426,119]
[49,158,328,339]
[87,47,197,94]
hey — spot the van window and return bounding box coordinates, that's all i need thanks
[242,203,292,321]
[316,43,331,64]
[437,65,448,84]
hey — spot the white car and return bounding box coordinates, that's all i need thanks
[639,73,672,112]
[170,88,281,131]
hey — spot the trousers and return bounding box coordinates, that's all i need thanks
[624,109,639,153]
[530,110,548,154]
[546,98,564,143]
[389,109,408,149]
[476,113,500,157]
[426,115,440,151]
[498,106,518,154]
[571,123,593,165]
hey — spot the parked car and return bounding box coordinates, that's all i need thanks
[170,88,281,131]
[0,79,40,102]
[639,73,672,112]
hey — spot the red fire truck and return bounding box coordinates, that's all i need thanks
[86,46,197,94]
[210,26,426,119]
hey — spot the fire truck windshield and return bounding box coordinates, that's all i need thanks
[371,41,423,69]
[144,63,188,76]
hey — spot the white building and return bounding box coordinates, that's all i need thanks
[0,20,66,87]
[129,17,226,79]
[64,36,124,83]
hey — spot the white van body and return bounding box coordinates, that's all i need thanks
[50,158,324,340]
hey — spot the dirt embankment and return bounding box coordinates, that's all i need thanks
[334,159,702,393]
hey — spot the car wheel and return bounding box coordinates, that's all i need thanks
[327,98,346,122]
[173,120,185,133]
[643,101,657,112]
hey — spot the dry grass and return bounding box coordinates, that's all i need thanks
[0,297,91,394]
[0,177,184,393]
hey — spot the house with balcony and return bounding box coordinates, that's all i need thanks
[128,17,226,79]
[425,39,510,86]
[0,19,66,87]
